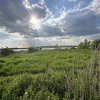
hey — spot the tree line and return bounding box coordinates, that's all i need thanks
[78,39,100,49]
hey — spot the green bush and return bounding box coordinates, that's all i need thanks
[32,90,59,100]
[28,47,39,53]
[1,47,14,56]
[91,39,100,50]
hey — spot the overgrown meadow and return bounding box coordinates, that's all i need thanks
[0,49,100,100]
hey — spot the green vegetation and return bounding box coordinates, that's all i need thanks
[28,47,40,53]
[0,47,14,56]
[0,49,100,100]
[91,39,100,50]
[78,39,100,49]
[78,39,91,49]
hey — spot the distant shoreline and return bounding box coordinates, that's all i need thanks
[0,45,78,50]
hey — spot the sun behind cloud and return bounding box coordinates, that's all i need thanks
[29,16,41,29]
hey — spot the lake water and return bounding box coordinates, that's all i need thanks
[13,49,28,51]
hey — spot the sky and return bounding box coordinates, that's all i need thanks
[0,0,100,48]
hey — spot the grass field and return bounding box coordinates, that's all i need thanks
[0,49,100,100]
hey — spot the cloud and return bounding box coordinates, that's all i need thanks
[23,0,50,19]
[61,10,100,36]
[87,0,100,16]
[0,0,99,38]
[0,32,11,40]
[43,0,100,37]
[0,0,50,38]
[0,0,100,48]
[67,0,79,2]
[31,3,50,19]
[0,0,32,36]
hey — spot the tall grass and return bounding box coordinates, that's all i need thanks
[0,49,100,100]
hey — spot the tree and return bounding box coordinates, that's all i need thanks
[91,39,100,50]
[78,39,90,49]
[1,47,14,56]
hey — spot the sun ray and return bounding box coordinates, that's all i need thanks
[29,16,41,29]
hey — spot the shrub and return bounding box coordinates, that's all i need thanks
[91,39,100,50]
[1,47,14,56]
[0,60,5,63]
[0,63,3,68]
[28,47,39,53]
[33,90,59,100]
